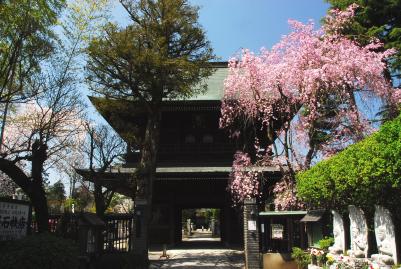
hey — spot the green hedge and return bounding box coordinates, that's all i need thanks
[0,233,79,269]
[296,114,401,216]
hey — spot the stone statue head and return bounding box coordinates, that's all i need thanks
[377,226,386,242]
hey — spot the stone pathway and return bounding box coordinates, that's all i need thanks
[149,246,244,269]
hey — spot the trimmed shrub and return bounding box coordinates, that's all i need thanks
[0,233,79,269]
[318,236,334,250]
[296,114,401,219]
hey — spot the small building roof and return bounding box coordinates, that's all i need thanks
[259,211,307,216]
[300,209,326,222]
[78,165,281,175]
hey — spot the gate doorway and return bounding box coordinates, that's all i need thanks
[181,208,221,242]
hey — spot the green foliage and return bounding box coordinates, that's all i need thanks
[292,247,311,269]
[318,236,334,250]
[64,197,76,212]
[66,185,94,212]
[47,180,66,213]
[86,0,216,102]
[317,254,327,266]
[0,233,79,269]
[296,114,401,218]
[391,264,401,269]
[181,208,196,223]
[0,0,65,102]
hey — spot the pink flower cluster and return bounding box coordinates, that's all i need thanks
[392,89,401,104]
[310,248,325,256]
[221,16,396,134]
[228,151,261,205]
[272,178,304,211]
[323,3,359,35]
[221,5,398,208]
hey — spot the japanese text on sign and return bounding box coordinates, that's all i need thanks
[0,201,30,241]
[271,224,284,239]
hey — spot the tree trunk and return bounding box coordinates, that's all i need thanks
[0,158,49,232]
[133,108,161,264]
[30,140,49,232]
[30,184,49,233]
[94,181,106,219]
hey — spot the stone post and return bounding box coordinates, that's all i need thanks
[244,198,261,269]
[131,199,148,263]
[210,218,216,236]
[187,218,192,236]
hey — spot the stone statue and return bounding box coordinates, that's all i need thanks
[371,206,397,266]
[348,205,368,258]
[329,210,345,255]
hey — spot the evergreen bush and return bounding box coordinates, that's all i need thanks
[0,233,79,269]
[296,114,401,219]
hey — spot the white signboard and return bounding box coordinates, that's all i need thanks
[271,224,284,239]
[248,220,257,231]
[0,199,31,241]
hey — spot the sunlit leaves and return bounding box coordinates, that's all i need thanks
[296,114,401,214]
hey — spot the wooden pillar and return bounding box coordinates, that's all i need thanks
[169,201,175,245]
[244,198,261,269]
[287,217,292,252]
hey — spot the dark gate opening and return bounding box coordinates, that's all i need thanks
[181,208,221,242]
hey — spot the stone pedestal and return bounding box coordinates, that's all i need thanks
[349,258,369,269]
[371,264,392,269]
[329,257,368,269]
[308,264,322,269]
[244,198,261,269]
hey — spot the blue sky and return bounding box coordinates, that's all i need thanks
[190,0,330,60]
[112,0,330,60]
[53,1,332,187]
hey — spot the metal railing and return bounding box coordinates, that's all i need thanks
[31,213,134,253]
[103,214,133,252]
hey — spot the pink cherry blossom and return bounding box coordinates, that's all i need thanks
[221,5,399,207]
[228,151,261,205]
[2,101,85,172]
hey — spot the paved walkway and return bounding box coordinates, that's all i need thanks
[149,243,244,269]
[182,229,221,242]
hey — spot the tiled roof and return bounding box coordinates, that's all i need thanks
[187,67,228,101]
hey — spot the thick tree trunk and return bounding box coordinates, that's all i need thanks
[139,109,160,203]
[30,141,49,233]
[0,158,49,232]
[30,184,49,233]
[0,140,50,232]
